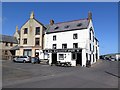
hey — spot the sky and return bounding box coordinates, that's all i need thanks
[2,2,118,55]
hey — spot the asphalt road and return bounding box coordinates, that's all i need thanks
[2,60,119,88]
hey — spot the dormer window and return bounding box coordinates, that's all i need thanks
[54,26,59,30]
[77,23,82,27]
[64,25,69,29]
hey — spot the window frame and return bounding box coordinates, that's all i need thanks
[52,44,57,49]
[35,27,40,35]
[35,38,40,46]
[10,43,13,46]
[73,43,78,48]
[62,44,67,49]
[73,33,78,39]
[5,42,8,46]
[23,38,27,44]
[53,35,56,41]
[24,28,28,34]
[59,54,64,60]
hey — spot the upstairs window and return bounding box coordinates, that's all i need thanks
[73,43,78,48]
[23,38,27,44]
[89,31,91,40]
[90,43,91,51]
[73,33,78,39]
[10,43,13,46]
[24,28,28,34]
[62,44,67,49]
[53,35,56,41]
[35,38,40,46]
[5,42,8,46]
[35,27,40,35]
[52,44,57,49]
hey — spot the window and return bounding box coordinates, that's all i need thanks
[93,36,94,42]
[35,38,40,45]
[59,54,64,60]
[35,27,40,35]
[73,33,78,39]
[93,54,95,62]
[89,31,91,40]
[10,43,13,46]
[18,38,20,44]
[77,23,82,27]
[24,28,28,34]
[23,49,32,56]
[73,43,78,48]
[53,44,57,49]
[5,42,8,46]
[90,44,91,51]
[72,53,76,59]
[53,35,56,41]
[23,38,27,44]
[5,50,7,55]
[62,44,67,49]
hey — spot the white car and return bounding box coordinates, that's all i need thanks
[13,56,31,63]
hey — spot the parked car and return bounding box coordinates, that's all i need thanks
[31,57,40,64]
[110,58,116,61]
[13,56,31,63]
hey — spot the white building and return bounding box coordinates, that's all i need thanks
[43,12,99,67]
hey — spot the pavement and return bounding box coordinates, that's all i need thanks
[2,59,119,88]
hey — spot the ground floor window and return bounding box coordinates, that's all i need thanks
[59,54,64,60]
[23,49,32,56]
[72,53,76,59]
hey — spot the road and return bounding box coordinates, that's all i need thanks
[2,60,119,88]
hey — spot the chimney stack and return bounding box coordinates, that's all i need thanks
[16,25,18,32]
[88,11,92,20]
[50,19,54,25]
[30,11,34,19]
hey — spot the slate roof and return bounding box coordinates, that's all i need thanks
[10,45,20,50]
[0,34,18,44]
[46,18,89,34]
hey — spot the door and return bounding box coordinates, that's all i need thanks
[52,53,57,64]
[76,53,82,66]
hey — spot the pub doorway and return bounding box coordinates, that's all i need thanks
[52,53,57,64]
[76,52,82,66]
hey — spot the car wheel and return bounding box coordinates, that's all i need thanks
[23,60,26,63]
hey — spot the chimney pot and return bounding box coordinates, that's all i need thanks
[50,19,54,25]
[88,11,92,20]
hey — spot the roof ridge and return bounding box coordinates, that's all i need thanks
[55,18,88,25]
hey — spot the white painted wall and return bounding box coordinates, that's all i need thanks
[45,29,88,50]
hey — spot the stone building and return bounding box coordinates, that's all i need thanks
[0,34,18,60]
[15,12,46,58]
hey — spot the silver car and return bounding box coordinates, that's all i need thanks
[13,56,31,63]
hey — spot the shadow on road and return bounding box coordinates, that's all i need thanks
[105,71,120,78]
